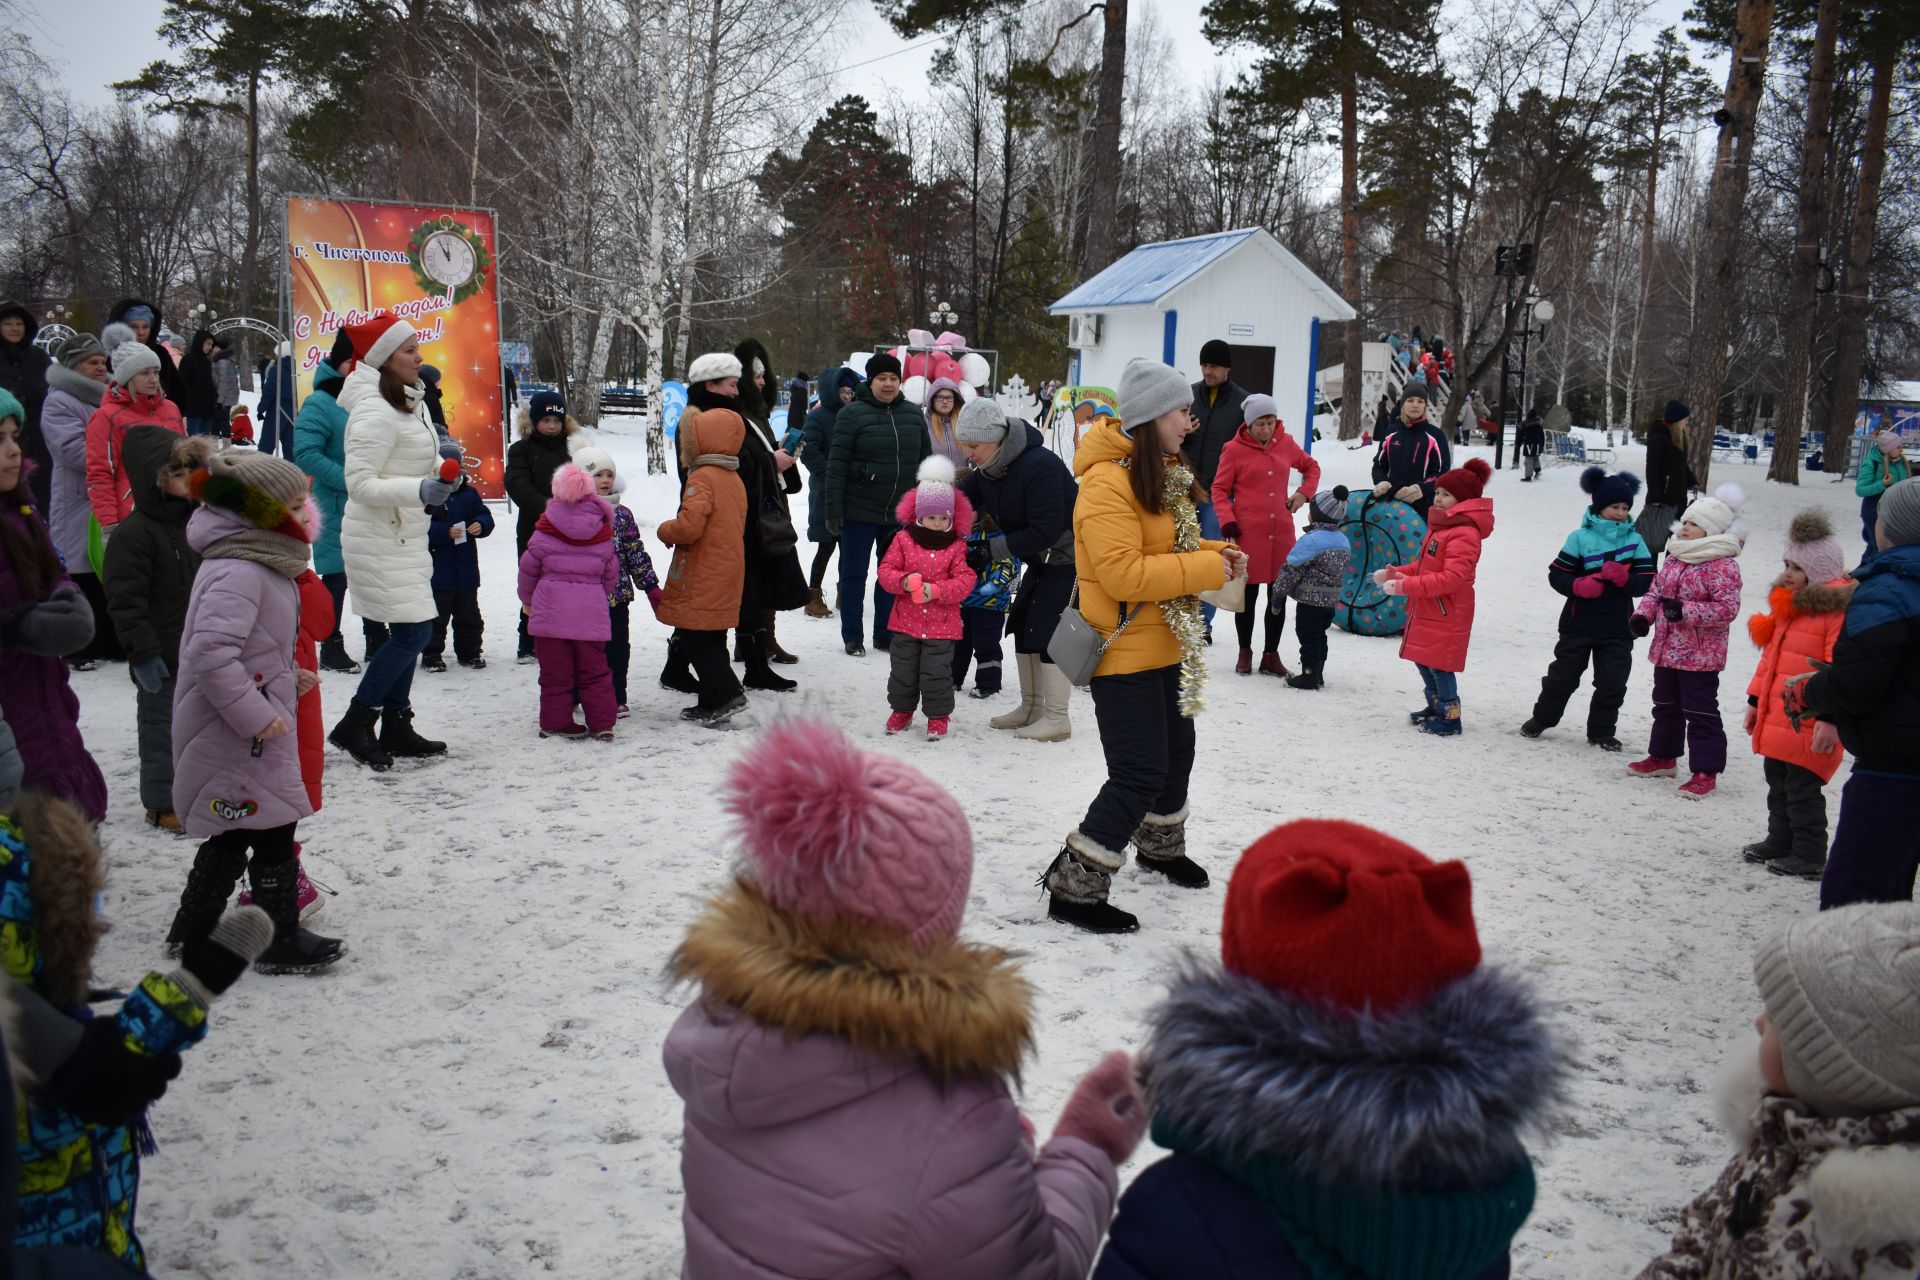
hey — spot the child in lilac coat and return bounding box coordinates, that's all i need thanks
[1630,484,1746,798]
[518,463,619,739]
[164,449,343,974]
[665,717,1141,1280]
[573,447,659,716]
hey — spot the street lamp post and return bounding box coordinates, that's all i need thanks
[1491,243,1536,470]
[1514,290,1555,421]
[929,299,958,330]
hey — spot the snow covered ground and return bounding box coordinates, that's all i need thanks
[79,423,1869,1277]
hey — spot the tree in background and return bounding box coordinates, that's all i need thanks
[1202,0,1442,441]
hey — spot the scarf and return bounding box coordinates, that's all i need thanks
[1121,455,1208,717]
[692,453,739,472]
[687,384,735,413]
[981,421,1030,480]
[1666,531,1742,564]
[906,523,957,551]
[201,528,311,579]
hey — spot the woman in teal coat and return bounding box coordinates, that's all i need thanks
[292,330,364,672]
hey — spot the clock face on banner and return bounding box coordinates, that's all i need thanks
[408,216,491,304]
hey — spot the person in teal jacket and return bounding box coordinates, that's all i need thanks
[1855,430,1910,568]
[3,792,268,1273]
[292,330,367,672]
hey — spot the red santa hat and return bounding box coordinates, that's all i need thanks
[344,315,416,373]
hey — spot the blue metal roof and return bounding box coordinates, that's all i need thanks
[1049,229,1258,312]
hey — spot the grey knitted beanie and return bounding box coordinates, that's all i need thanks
[1117,358,1191,435]
[955,396,1008,444]
[1876,476,1920,548]
[1753,902,1920,1118]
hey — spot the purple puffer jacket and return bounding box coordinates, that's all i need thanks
[1634,552,1742,672]
[0,508,106,820]
[171,506,312,837]
[664,883,1118,1280]
[518,495,618,642]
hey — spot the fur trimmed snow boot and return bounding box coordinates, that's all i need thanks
[1041,832,1138,933]
[1132,807,1208,888]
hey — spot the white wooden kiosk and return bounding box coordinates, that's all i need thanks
[1048,227,1356,446]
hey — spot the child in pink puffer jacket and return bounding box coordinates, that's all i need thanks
[877,455,977,742]
[1630,484,1746,799]
[665,717,1140,1280]
[518,463,619,740]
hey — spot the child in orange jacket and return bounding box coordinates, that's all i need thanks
[1741,511,1851,881]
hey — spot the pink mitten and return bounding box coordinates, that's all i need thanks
[646,587,663,614]
[905,572,924,599]
[1599,559,1630,587]
[1572,575,1605,599]
[1052,1050,1146,1166]
[920,581,937,604]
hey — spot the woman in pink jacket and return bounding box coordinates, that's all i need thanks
[665,716,1143,1279]
[1377,459,1493,738]
[1629,484,1746,799]
[86,340,186,537]
[1209,393,1319,677]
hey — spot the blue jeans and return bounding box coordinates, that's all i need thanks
[836,522,897,649]
[185,416,219,437]
[1418,664,1458,704]
[1197,501,1220,628]
[354,619,431,710]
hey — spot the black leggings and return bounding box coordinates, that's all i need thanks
[809,537,838,590]
[200,821,298,872]
[1233,583,1283,653]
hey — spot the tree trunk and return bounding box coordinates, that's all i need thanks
[237,69,262,392]
[1681,0,1775,488]
[1824,45,1894,476]
[1767,0,1840,485]
[638,0,679,475]
[1079,0,1126,275]
[1336,13,1362,443]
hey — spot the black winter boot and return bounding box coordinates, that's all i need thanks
[1286,669,1323,690]
[318,638,361,674]
[1041,835,1138,933]
[164,839,251,957]
[660,636,698,693]
[249,859,344,974]
[1131,807,1208,888]
[328,700,392,771]
[742,633,797,692]
[380,704,447,757]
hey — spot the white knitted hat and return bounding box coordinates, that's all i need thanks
[687,352,743,384]
[1680,483,1746,539]
[1753,902,1920,1118]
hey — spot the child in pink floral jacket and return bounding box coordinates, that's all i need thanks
[1629,484,1745,798]
[877,456,976,742]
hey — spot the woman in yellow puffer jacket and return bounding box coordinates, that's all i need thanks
[1041,358,1244,934]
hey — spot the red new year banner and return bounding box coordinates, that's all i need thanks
[285,197,506,497]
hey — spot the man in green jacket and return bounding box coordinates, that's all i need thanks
[824,352,931,656]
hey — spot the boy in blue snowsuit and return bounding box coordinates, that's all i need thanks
[1270,487,1351,690]
[1522,467,1655,751]
[423,481,494,671]
[953,514,1019,697]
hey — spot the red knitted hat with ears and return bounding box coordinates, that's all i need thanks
[1222,819,1482,1014]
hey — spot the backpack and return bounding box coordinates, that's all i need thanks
[1335,494,1426,637]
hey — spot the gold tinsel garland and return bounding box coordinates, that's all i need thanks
[1119,456,1210,717]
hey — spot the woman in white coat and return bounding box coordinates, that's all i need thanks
[327,316,460,770]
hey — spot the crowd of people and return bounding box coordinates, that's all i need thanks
[0,307,1917,1276]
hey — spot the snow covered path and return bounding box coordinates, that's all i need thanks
[83,428,1862,1277]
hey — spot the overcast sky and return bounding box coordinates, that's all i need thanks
[31,0,1711,132]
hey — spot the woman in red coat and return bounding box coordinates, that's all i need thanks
[1209,394,1319,677]
[1378,459,1493,737]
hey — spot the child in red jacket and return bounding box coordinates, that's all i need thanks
[1376,459,1494,737]
[877,456,976,741]
[1741,510,1850,881]
[1210,393,1319,677]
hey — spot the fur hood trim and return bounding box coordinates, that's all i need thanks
[1810,1145,1920,1258]
[668,878,1033,1086]
[514,406,581,440]
[1793,577,1855,615]
[1141,956,1567,1190]
[3,792,104,1008]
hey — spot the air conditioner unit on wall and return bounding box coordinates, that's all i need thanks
[1068,314,1103,349]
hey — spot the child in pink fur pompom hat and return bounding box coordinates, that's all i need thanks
[663,715,1147,1276]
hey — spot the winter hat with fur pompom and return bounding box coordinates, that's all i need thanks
[910,453,956,519]
[1783,509,1846,585]
[1579,466,1640,514]
[546,462,596,505]
[727,716,972,952]
[1434,457,1491,503]
[1681,482,1746,539]
[192,449,316,547]
[1223,818,1481,1014]
[109,341,159,386]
